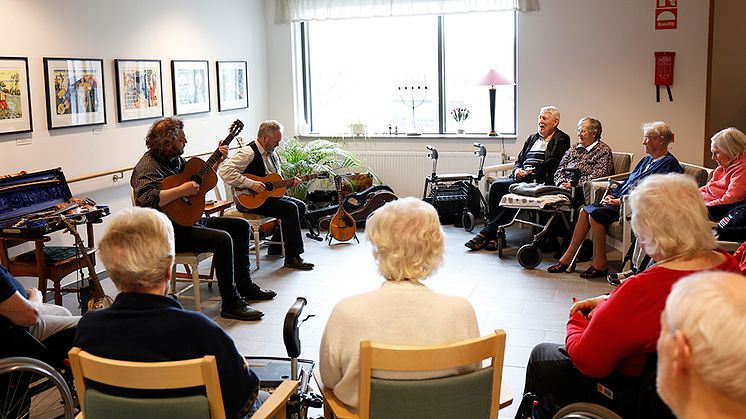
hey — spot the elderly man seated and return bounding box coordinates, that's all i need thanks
[73,207,267,417]
[0,265,79,367]
[657,271,746,418]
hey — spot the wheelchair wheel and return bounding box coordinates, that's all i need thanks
[517,244,542,269]
[462,211,475,232]
[553,402,622,419]
[0,357,75,419]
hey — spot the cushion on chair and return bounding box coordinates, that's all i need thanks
[84,387,211,419]
[369,367,493,419]
[681,164,712,187]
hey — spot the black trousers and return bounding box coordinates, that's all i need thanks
[520,343,643,417]
[172,216,253,303]
[240,196,306,257]
[480,177,519,236]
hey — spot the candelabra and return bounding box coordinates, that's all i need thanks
[397,81,427,136]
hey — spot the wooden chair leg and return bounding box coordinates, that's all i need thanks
[191,261,201,312]
[252,222,261,269]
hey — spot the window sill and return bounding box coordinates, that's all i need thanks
[297,133,518,142]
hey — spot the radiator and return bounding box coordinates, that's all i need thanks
[354,151,502,198]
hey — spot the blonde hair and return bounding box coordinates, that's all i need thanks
[365,197,444,282]
[627,173,715,259]
[98,207,175,292]
[710,127,746,161]
[664,272,746,403]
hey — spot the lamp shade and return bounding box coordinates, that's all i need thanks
[479,69,513,87]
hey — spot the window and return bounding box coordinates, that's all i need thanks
[301,12,515,136]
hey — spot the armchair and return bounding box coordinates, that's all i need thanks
[323,330,512,419]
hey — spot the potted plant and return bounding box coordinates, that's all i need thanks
[451,107,469,135]
[278,138,374,200]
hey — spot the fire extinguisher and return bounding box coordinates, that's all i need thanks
[655,51,675,102]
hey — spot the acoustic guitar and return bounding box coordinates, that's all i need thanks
[328,176,357,243]
[61,217,113,312]
[161,120,244,226]
[234,172,328,209]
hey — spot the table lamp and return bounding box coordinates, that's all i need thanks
[479,69,513,136]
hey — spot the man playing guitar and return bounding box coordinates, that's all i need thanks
[131,117,276,321]
[219,120,314,270]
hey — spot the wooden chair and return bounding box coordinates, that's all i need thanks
[68,347,298,419]
[130,190,215,311]
[323,330,512,419]
[219,186,285,269]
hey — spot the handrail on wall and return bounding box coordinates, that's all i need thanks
[66,146,241,184]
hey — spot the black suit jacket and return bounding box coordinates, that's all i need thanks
[513,128,571,185]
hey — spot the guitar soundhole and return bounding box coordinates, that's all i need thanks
[264,182,274,191]
[190,175,203,185]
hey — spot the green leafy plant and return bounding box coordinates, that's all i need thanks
[451,107,470,122]
[278,138,373,199]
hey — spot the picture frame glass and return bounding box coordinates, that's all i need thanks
[217,61,249,111]
[0,57,32,134]
[44,58,106,129]
[172,60,210,115]
[116,60,163,122]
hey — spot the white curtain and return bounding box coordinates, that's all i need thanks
[275,0,539,24]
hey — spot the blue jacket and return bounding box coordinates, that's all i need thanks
[612,153,683,198]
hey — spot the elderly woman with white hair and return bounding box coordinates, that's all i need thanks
[700,127,746,220]
[518,174,741,418]
[657,271,746,418]
[320,197,479,412]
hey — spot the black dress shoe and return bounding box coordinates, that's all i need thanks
[220,300,264,321]
[239,283,277,301]
[284,256,314,270]
[580,266,609,279]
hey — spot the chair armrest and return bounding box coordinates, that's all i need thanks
[322,387,357,419]
[590,171,631,183]
[250,380,299,419]
[483,163,514,175]
[499,381,513,409]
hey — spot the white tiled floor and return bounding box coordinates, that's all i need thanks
[47,224,615,418]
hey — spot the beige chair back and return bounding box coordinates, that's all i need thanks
[611,152,634,175]
[680,162,714,187]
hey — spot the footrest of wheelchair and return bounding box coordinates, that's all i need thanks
[246,356,315,388]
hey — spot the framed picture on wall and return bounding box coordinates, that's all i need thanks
[43,57,106,130]
[0,57,33,134]
[171,60,210,115]
[216,60,249,111]
[115,59,164,122]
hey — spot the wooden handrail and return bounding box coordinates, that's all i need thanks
[67,146,241,184]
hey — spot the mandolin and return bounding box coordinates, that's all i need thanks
[161,120,244,226]
[234,172,328,209]
[328,176,357,244]
[61,217,113,312]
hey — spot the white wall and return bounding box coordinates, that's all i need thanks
[267,0,712,165]
[0,0,271,218]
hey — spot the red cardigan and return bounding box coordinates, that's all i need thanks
[565,249,741,377]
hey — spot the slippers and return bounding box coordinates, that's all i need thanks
[465,234,487,251]
[580,266,609,279]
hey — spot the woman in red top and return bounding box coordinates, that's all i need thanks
[700,127,746,220]
[518,174,741,418]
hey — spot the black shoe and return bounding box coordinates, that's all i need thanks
[220,299,264,321]
[239,283,277,301]
[267,244,283,256]
[284,255,314,270]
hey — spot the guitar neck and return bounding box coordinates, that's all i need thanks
[271,173,321,189]
[193,121,243,182]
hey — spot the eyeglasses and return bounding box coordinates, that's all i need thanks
[625,214,633,222]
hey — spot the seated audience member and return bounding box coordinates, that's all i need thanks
[519,174,741,417]
[700,127,746,220]
[658,271,746,418]
[0,265,79,367]
[73,208,266,417]
[465,105,571,251]
[320,197,480,412]
[548,121,683,277]
[553,117,614,193]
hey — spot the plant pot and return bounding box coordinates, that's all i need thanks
[456,128,465,135]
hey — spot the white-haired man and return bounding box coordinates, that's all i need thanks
[73,207,267,417]
[657,271,746,418]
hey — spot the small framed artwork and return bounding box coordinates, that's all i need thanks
[216,60,249,111]
[171,60,210,115]
[115,59,164,122]
[0,57,32,134]
[43,57,106,129]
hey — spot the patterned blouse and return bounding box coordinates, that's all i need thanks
[554,140,614,186]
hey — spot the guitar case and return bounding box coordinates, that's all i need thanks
[305,185,396,228]
[318,190,398,231]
